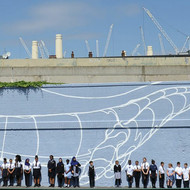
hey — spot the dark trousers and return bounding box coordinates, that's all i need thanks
[24,172,30,187]
[57,176,64,187]
[3,177,8,186]
[9,173,15,186]
[72,176,79,187]
[115,179,121,187]
[184,180,189,188]
[89,175,95,187]
[176,179,182,188]
[127,175,133,188]
[150,176,157,188]
[159,174,165,188]
[142,173,149,188]
[134,172,140,188]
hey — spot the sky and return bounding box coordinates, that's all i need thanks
[0,0,190,59]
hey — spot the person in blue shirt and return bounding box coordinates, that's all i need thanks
[149,159,158,188]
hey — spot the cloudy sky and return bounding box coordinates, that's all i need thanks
[0,0,190,58]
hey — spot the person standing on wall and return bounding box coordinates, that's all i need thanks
[133,160,141,188]
[15,155,23,186]
[7,158,15,186]
[141,157,149,188]
[24,158,31,187]
[182,163,189,188]
[57,158,65,188]
[114,160,122,187]
[71,157,81,188]
[88,161,95,188]
[149,159,157,188]
[2,158,8,187]
[125,160,134,188]
[175,162,183,188]
[48,155,56,187]
[158,162,165,188]
[65,159,72,187]
[166,163,175,188]
[32,155,41,187]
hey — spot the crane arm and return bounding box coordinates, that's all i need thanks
[19,37,32,58]
[85,40,91,53]
[158,33,165,55]
[132,44,141,56]
[143,7,179,54]
[140,26,146,55]
[103,24,114,57]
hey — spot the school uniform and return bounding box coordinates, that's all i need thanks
[57,162,65,187]
[133,165,141,188]
[182,167,189,188]
[71,164,81,187]
[149,164,157,188]
[7,163,15,186]
[175,166,183,188]
[2,163,8,186]
[32,161,41,180]
[114,164,121,187]
[158,165,165,188]
[47,159,56,179]
[24,163,31,187]
[15,161,23,186]
[65,163,72,179]
[88,165,95,188]
[141,162,149,188]
[125,164,134,188]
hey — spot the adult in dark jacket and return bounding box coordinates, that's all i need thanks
[47,155,56,187]
[57,158,65,187]
[149,159,158,188]
[114,160,122,187]
[71,157,81,187]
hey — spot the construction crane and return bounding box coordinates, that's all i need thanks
[143,7,179,54]
[181,36,190,52]
[132,44,141,56]
[158,33,165,55]
[140,26,146,55]
[19,37,32,58]
[41,40,49,58]
[96,40,99,57]
[85,40,91,53]
[38,42,45,59]
[103,24,114,57]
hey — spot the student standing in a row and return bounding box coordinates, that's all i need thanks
[149,159,157,188]
[114,160,122,187]
[88,161,95,188]
[133,161,141,188]
[183,163,189,188]
[175,162,183,188]
[48,155,56,187]
[159,162,165,188]
[71,157,81,188]
[24,158,31,187]
[57,158,65,188]
[32,155,41,187]
[7,159,15,186]
[141,157,149,188]
[125,160,133,188]
[65,159,72,187]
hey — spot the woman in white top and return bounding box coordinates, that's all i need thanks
[65,159,72,187]
[125,160,134,188]
[141,157,149,188]
[24,158,31,187]
[7,159,15,186]
[32,155,41,187]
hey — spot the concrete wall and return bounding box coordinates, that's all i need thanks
[0,56,190,83]
[0,81,190,187]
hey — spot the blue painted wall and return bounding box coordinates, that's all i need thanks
[0,81,190,187]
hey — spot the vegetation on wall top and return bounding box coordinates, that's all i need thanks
[0,81,58,88]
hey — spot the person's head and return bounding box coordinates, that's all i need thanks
[15,155,21,162]
[177,162,180,167]
[128,160,131,165]
[72,157,76,162]
[3,158,7,164]
[50,155,53,160]
[161,162,164,167]
[184,163,188,168]
[115,160,119,165]
[168,163,172,168]
[66,159,70,164]
[143,157,147,163]
[89,161,93,166]
[26,158,29,163]
[135,161,139,165]
[35,155,38,162]
[9,159,12,164]
[152,159,155,164]
[59,158,62,163]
